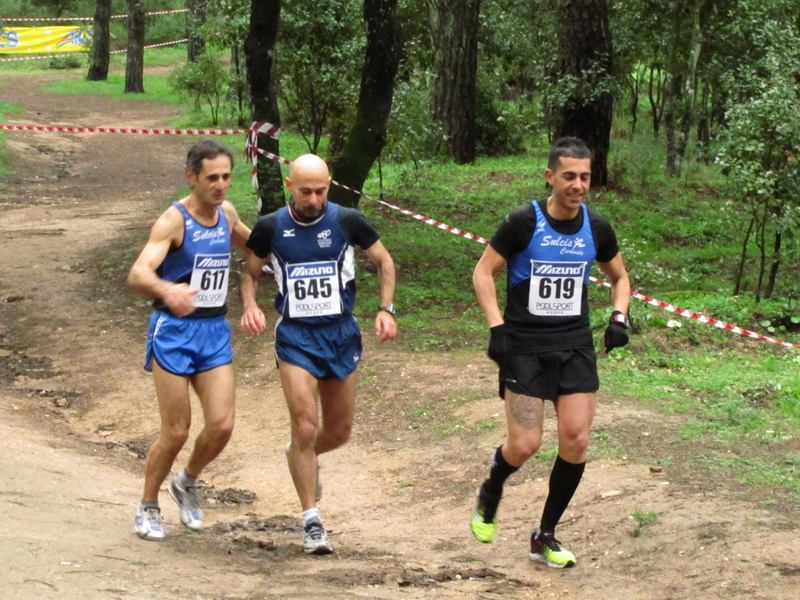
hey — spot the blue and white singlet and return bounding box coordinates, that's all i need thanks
[154,202,231,318]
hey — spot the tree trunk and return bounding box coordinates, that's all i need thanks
[664,69,681,176]
[187,0,207,62]
[426,0,482,165]
[553,0,614,187]
[328,0,403,208]
[764,230,781,300]
[733,215,755,296]
[754,202,767,302]
[245,0,284,215]
[87,0,111,81]
[676,0,702,166]
[664,0,702,177]
[696,83,710,161]
[229,42,249,127]
[124,0,145,94]
[648,66,664,138]
[623,70,641,140]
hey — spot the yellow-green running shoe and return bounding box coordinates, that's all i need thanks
[529,529,576,568]
[470,484,501,543]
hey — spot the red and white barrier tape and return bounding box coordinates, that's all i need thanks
[110,9,189,18]
[0,124,251,135]
[109,38,189,54]
[332,176,489,244]
[0,38,188,62]
[0,52,77,62]
[1,9,189,22]
[247,141,799,350]
[244,123,288,186]
[588,278,800,349]
[1,16,94,21]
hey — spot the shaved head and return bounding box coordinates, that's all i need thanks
[289,154,329,183]
[286,154,331,220]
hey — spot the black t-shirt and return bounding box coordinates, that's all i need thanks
[246,202,380,323]
[491,200,618,262]
[490,200,620,351]
[247,204,379,259]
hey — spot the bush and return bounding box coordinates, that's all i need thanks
[167,53,227,125]
[49,55,85,70]
[475,83,527,157]
[383,69,444,165]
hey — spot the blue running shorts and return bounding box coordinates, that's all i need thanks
[275,316,362,380]
[144,311,233,375]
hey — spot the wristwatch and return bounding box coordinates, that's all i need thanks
[378,304,396,316]
[611,312,629,327]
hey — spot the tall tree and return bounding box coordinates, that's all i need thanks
[276,0,363,156]
[427,0,483,165]
[663,0,702,177]
[552,0,614,187]
[245,0,284,215]
[328,0,403,208]
[190,0,252,126]
[124,0,145,93]
[187,0,207,62]
[86,0,111,81]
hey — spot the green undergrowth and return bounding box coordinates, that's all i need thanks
[600,324,800,493]
[0,99,22,177]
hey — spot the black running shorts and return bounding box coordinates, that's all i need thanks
[499,348,599,401]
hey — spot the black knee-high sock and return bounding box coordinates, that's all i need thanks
[539,455,585,534]
[483,445,519,498]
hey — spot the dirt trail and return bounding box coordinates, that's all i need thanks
[0,72,797,600]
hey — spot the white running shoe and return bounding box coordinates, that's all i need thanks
[285,442,323,502]
[168,476,203,530]
[303,520,333,555]
[134,505,165,540]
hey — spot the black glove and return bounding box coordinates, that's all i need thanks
[604,311,629,352]
[488,324,508,365]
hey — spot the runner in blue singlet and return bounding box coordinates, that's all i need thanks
[470,137,632,568]
[239,154,397,555]
[128,140,251,541]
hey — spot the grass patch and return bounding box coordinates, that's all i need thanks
[0,100,22,177]
[599,339,800,493]
[632,509,658,537]
[46,73,179,105]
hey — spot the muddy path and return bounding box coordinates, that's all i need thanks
[0,72,797,600]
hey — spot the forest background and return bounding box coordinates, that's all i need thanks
[1,0,799,510]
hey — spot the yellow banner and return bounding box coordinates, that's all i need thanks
[0,26,92,54]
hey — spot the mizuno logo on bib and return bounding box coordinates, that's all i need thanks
[190,253,230,307]
[286,260,341,318]
[529,260,584,316]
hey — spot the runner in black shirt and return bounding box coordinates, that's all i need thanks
[470,137,631,568]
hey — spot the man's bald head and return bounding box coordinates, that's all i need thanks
[286,154,332,220]
[289,154,329,182]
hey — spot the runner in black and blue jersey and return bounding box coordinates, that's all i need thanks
[470,137,631,568]
[239,154,397,555]
[128,140,251,541]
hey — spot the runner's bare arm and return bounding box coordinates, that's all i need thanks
[364,241,397,342]
[239,250,267,336]
[473,244,507,328]
[598,252,631,315]
[222,202,251,252]
[128,207,197,317]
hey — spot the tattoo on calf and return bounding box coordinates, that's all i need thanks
[510,394,543,429]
